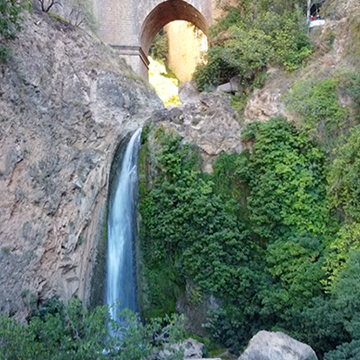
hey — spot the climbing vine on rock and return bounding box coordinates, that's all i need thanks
[138,116,360,358]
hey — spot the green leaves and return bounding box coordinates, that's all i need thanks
[194,5,311,91]
[284,79,349,150]
[0,299,186,360]
[245,118,329,240]
[139,127,253,318]
[138,117,360,357]
[328,125,360,222]
[0,0,30,39]
[0,0,30,62]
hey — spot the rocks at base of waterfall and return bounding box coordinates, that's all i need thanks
[155,338,205,360]
[238,331,318,360]
[178,82,200,105]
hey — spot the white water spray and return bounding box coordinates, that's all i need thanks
[106,128,142,322]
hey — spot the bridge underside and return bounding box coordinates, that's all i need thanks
[94,0,210,79]
[141,1,209,56]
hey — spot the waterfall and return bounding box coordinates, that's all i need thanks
[106,128,142,322]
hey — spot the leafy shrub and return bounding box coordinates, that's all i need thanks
[149,32,168,62]
[0,0,30,39]
[325,340,360,360]
[0,298,186,360]
[284,78,349,150]
[327,125,360,222]
[138,117,360,357]
[0,0,30,62]
[193,8,311,91]
[245,118,329,239]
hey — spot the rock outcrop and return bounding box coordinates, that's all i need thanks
[0,10,161,319]
[238,331,318,360]
[244,87,288,123]
[152,92,243,172]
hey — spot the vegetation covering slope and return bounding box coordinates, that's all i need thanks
[193,0,312,91]
[138,1,360,359]
[0,298,185,360]
[139,116,360,359]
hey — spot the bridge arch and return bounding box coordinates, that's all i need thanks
[140,0,209,56]
[93,0,212,79]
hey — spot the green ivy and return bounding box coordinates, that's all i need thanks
[284,79,349,150]
[138,118,360,357]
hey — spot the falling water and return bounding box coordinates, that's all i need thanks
[106,128,142,322]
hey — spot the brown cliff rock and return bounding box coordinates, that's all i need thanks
[0,10,161,319]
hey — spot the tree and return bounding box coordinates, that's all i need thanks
[38,0,60,13]
[0,298,186,360]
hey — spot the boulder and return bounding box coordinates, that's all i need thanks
[230,75,242,93]
[244,88,288,122]
[182,338,205,359]
[179,82,200,105]
[217,82,232,93]
[238,331,318,360]
[157,338,205,360]
[156,92,243,173]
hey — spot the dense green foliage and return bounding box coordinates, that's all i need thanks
[139,111,360,358]
[138,127,252,320]
[0,0,29,39]
[193,0,311,91]
[283,78,349,150]
[149,32,168,62]
[0,0,30,61]
[0,298,185,360]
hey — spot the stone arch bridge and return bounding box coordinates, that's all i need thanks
[93,0,214,78]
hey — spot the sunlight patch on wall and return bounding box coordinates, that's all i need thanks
[149,56,181,107]
[165,21,208,83]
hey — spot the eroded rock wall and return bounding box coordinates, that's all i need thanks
[0,10,162,319]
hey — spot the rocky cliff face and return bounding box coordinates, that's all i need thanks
[152,90,243,173]
[0,10,162,319]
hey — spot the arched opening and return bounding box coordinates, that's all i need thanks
[141,1,209,105]
[140,0,209,56]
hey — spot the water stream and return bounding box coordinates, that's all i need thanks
[106,128,142,322]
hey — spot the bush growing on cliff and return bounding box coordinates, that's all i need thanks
[138,113,360,357]
[0,0,30,39]
[0,0,30,61]
[193,5,311,91]
[284,79,349,151]
[150,32,168,62]
[138,127,255,319]
[138,119,333,354]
